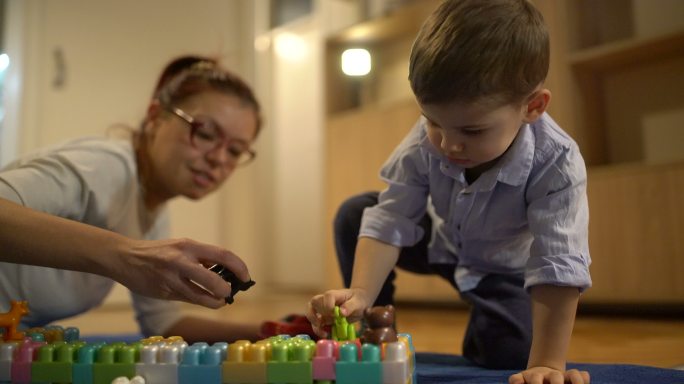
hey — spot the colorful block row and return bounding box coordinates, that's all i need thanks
[0,334,416,384]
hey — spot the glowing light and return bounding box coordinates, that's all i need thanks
[0,54,9,72]
[274,33,307,61]
[341,48,371,76]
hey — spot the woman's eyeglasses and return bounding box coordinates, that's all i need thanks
[165,106,256,166]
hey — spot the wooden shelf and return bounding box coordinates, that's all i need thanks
[569,29,684,72]
[327,0,441,46]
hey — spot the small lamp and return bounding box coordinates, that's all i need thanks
[341,48,371,76]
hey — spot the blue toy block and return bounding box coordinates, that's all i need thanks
[336,342,382,384]
[73,344,101,384]
[178,344,222,384]
[64,327,81,342]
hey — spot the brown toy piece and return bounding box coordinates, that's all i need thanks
[0,300,29,341]
[360,304,398,345]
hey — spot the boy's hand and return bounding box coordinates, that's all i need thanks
[508,366,590,384]
[306,288,372,338]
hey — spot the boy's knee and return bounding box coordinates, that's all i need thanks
[334,192,378,231]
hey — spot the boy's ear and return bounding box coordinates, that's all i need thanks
[522,88,551,123]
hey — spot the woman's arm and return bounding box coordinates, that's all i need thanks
[0,197,249,309]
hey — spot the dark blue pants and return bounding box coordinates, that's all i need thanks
[334,192,533,369]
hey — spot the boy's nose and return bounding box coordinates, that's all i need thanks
[442,137,464,153]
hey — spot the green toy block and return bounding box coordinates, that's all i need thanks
[92,344,138,384]
[31,342,79,383]
[267,338,315,383]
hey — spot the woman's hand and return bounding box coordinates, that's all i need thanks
[509,366,590,384]
[306,288,372,338]
[110,237,252,309]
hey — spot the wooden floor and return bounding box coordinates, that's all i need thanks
[62,293,684,369]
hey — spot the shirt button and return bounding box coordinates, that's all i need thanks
[457,224,461,230]
[457,242,462,249]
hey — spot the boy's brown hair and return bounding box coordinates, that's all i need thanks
[409,0,549,106]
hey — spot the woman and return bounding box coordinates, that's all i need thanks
[0,55,278,342]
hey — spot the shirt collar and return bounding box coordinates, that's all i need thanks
[418,118,535,189]
[495,122,535,187]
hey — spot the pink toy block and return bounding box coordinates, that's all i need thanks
[11,338,45,383]
[312,339,338,381]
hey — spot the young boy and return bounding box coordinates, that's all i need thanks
[307,1,592,383]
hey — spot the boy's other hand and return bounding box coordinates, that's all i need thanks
[306,288,371,338]
[508,366,590,384]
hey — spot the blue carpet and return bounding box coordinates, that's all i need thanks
[416,353,684,384]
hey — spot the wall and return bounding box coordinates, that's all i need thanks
[2,0,269,305]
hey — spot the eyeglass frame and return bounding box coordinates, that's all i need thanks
[164,105,257,166]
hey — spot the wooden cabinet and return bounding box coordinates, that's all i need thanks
[324,0,684,305]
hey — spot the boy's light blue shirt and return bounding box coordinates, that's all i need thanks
[360,113,592,292]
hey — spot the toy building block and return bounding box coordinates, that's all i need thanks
[209,264,256,304]
[64,327,81,342]
[137,342,184,384]
[382,341,408,384]
[11,337,46,383]
[332,306,356,342]
[92,343,139,384]
[178,343,223,384]
[335,342,382,384]
[111,375,146,384]
[0,342,17,383]
[222,340,268,383]
[267,336,315,383]
[0,301,29,342]
[397,334,416,384]
[312,339,338,382]
[31,341,84,383]
[73,343,107,384]
[137,338,186,384]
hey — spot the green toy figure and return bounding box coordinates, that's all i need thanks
[332,306,356,341]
